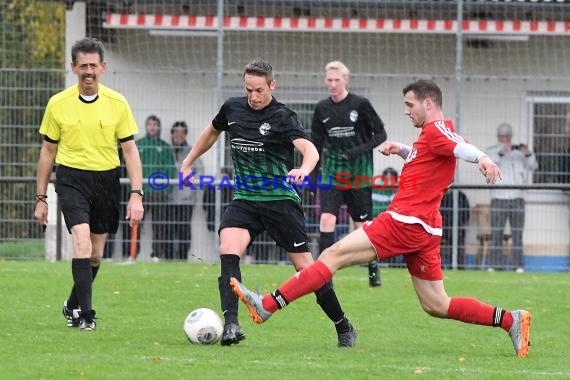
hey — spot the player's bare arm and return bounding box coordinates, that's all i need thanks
[290,138,319,184]
[34,140,57,226]
[378,140,411,160]
[180,123,221,183]
[121,139,144,226]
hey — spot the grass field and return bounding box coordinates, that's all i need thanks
[1,261,568,380]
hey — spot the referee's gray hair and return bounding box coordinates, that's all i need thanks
[325,61,350,79]
[71,37,105,64]
[243,58,274,84]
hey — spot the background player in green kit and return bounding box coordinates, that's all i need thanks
[311,61,387,287]
[180,58,356,347]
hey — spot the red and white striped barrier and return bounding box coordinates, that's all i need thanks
[103,13,570,35]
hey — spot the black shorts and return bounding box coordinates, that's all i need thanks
[55,165,121,234]
[319,187,372,222]
[219,199,309,253]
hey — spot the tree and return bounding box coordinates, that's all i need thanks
[0,0,65,240]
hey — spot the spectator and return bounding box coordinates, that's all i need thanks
[137,115,177,261]
[170,121,204,261]
[485,123,538,272]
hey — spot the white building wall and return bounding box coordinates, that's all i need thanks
[61,2,569,262]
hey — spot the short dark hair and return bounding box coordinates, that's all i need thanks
[243,58,274,84]
[403,80,443,108]
[71,37,105,64]
[145,114,161,129]
[171,120,188,134]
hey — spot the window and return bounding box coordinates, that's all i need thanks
[528,93,570,184]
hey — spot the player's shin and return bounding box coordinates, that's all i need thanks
[219,254,241,324]
[265,260,333,312]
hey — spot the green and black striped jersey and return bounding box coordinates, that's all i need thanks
[212,96,308,203]
[311,93,387,187]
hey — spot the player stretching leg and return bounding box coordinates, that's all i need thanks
[231,79,531,357]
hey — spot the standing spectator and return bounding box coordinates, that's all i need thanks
[485,123,538,272]
[440,189,470,269]
[137,115,177,261]
[34,37,144,331]
[180,58,355,347]
[170,121,204,261]
[311,61,387,287]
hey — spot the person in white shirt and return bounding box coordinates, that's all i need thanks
[485,123,538,272]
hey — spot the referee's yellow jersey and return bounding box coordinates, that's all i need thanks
[39,84,139,171]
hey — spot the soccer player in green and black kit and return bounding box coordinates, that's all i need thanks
[180,58,356,347]
[311,61,387,287]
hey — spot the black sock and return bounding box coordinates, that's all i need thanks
[319,232,335,254]
[67,263,100,309]
[314,281,350,333]
[71,258,93,316]
[368,260,380,278]
[219,254,241,324]
[493,307,506,327]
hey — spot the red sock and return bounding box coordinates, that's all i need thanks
[501,311,513,332]
[262,261,333,313]
[447,297,496,326]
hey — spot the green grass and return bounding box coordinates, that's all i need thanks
[0,240,44,259]
[0,261,568,380]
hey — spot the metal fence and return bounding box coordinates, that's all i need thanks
[3,173,568,272]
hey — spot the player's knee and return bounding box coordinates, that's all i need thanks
[419,300,448,318]
[320,213,337,231]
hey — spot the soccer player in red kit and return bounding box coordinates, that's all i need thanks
[231,79,531,357]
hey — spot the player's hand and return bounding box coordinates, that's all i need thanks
[179,164,197,187]
[378,141,400,156]
[126,196,144,227]
[287,168,309,185]
[478,156,502,184]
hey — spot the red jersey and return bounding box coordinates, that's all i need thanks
[386,120,464,235]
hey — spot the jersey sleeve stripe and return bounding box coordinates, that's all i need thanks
[434,121,465,144]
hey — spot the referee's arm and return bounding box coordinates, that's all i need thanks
[34,140,57,226]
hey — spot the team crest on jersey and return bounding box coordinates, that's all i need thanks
[259,123,271,135]
[349,110,358,122]
[405,147,418,164]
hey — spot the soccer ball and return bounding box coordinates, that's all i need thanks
[183,308,224,345]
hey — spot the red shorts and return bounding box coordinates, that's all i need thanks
[362,212,443,281]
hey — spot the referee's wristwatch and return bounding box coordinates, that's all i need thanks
[130,189,144,197]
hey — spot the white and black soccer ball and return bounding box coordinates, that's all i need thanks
[183,308,223,345]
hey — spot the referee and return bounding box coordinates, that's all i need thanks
[34,37,144,331]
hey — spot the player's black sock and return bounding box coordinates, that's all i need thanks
[314,281,350,333]
[67,263,100,309]
[319,232,335,254]
[219,254,241,325]
[71,258,93,315]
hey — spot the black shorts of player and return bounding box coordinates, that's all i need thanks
[55,165,121,234]
[219,199,310,253]
[319,187,373,222]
